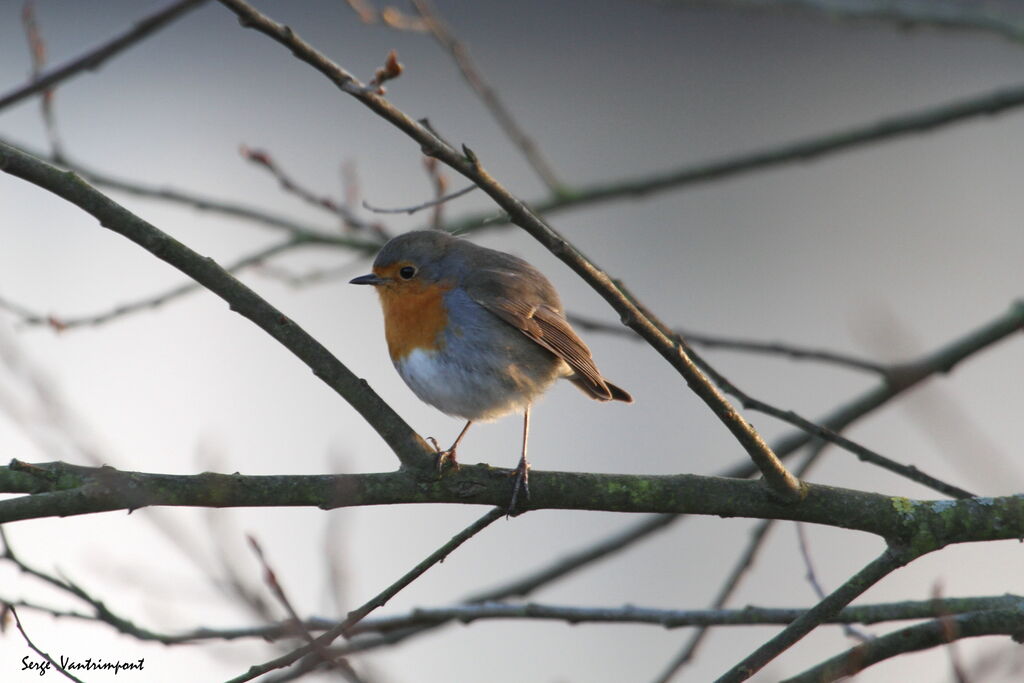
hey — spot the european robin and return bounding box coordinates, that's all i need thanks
[350,230,632,509]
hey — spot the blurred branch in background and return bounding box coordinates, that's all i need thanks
[664,0,1024,46]
[0,0,208,113]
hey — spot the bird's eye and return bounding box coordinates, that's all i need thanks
[398,265,417,280]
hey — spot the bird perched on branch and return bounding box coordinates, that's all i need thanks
[351,229,631,511]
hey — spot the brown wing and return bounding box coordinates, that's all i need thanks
[458,243,631,402]
[471,292,619,401]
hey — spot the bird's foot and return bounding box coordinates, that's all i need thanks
[507,459,531,516]
[427,436,461,474]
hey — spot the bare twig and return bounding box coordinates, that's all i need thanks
[932,583,971,683]
[684,341,977,499]
[652,447,826,683]
[254,258,366,288]
[4,235,308,330]
[7,606,86,683]
[0,0,209,112]
[782,607,1024,683]
[717,545,920,682]
[795,522,873,642]
[6,589,1021,647]
[669,0,1024,47]
[240,145,386,236]
[411,0,564,191]
[568,313,890,376]
[442,80,1024,237]
[350,595,1024,633]
[362,182,476,215]
[225,507,505,683]
[20,2,64,159]
[424,157,446,228]
[248,536,359,680]
[0,137,381,249]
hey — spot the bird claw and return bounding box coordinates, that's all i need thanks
[507,460,531,516]
[427,436,460,474]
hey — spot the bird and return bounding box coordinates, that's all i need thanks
[350,229,631,511]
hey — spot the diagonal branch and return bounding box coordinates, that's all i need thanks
[716,545,919,682]
[685,342,976,498]
[7,606,86,683]
[0,137,380,249]
[2,235,309,330]
[567,313,890,376]
[782,607,1024,683]
[0,0,209,112]
[0,140,428,470]
[226,507,504,682]
[410,0,564,192]
[653,447,827,683]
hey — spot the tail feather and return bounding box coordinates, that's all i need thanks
[568,375,633,403]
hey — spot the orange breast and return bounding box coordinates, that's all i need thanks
[377,281,452,360]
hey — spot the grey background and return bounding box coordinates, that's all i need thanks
[1,1,1022,681]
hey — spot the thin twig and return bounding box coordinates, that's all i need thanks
[20,2,64,159]
[225,507,505,683]
[254,258,366,289]
[7,605,87,683]
[795,522,873,642]
[240,145,383,236]
[652,446,826,683]
[442,80,1024,236]
[362,183,476,215]
[684,341,976,499]
[0,0,209,112]
[716,545,920,682]
[349,595,1024,633]
[0,137,381,249]
[3,235,309,330]
[2,527,188,644]
[247,535,359,680]
[781,607,1024,683]
[672,0,1024,47]
[567,313,890,376]
[6,588,1021,646]
[410,0,564,191]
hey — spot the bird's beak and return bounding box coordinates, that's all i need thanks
[350,273,385,286]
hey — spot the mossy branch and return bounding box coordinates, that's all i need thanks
[2,460,1023,553]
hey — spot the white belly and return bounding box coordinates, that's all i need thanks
[395,347,557,421]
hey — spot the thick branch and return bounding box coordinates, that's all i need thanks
[2,461,1024,551]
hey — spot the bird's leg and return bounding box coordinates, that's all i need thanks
[429,420,472,473]
[508,405,531,514]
